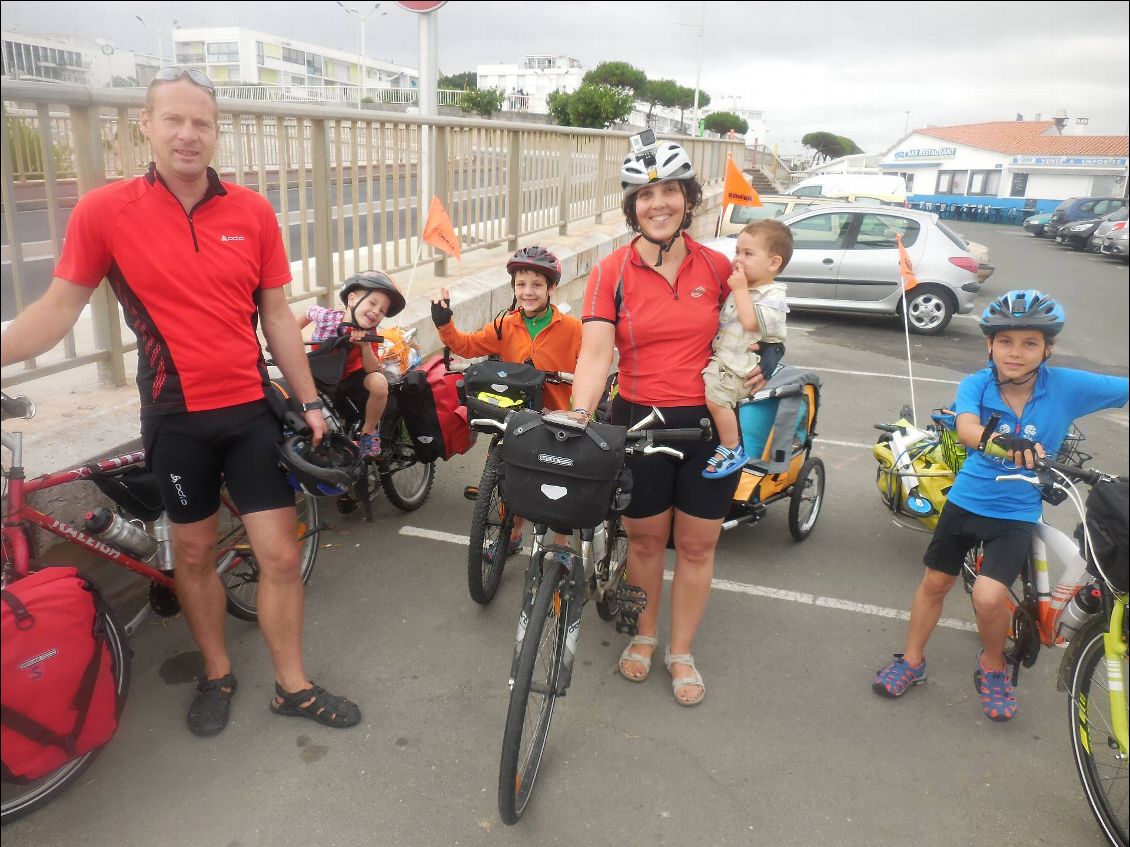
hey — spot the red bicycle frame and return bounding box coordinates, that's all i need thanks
[3,450,173,588]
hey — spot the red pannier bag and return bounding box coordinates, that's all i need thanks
[398,354,475,461]
[1,567,125,782]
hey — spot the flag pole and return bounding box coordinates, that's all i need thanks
[402,239,426,302]
[899,283,918,424]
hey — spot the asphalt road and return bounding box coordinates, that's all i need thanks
[4,222,1127,846]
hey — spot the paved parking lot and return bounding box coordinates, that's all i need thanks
[5,222,1127,846]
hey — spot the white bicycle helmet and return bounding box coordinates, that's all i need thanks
[620,141,696,196]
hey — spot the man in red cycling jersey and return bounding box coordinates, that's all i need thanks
[0,69,360,736]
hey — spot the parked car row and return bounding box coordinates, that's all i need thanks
[1022,197,1128,262]
[705,204,986,336]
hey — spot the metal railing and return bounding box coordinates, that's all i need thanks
[1,80,743,387]
[747,144,798,191]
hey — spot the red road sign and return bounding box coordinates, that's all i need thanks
[395,1,447,10]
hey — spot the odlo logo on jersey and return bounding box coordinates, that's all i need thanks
[220,235,246,242]
[169,474,189,506]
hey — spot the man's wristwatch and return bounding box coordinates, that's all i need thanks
[300,399,324,413]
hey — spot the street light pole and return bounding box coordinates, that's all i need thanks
[135,16,178,68]
[904,110,910,135]
[677,3,706,137]
[338,2,385,109]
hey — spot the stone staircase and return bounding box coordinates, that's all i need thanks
[745,165,784,196]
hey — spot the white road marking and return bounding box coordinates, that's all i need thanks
[795,365,960,385]
[817,438,875,450]
[399,526,977,632]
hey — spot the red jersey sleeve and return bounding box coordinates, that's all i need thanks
[582,252,618,323]
[53,191,113,287]
[256,196,291,289]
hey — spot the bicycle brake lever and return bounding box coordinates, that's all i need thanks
[642,445,684,460]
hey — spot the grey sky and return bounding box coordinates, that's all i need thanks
[3,0,1127,154]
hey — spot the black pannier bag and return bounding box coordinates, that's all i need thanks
[1084,479,1129,593]
[92,467,164,522]
[501,410,626,529]
[461,360,545,423]
[397,368,446,462]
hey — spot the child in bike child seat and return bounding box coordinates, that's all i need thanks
[872,290,1128,722]
[298,271,407,459]
[701,219,792,479]
[430,245,582,563]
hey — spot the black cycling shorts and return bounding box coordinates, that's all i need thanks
[141,400,294,524]
[923,500,1035,585]
[609,395,740,521]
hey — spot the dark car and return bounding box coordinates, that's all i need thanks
[1056,216,1103,250]
[1043,196,1127,238]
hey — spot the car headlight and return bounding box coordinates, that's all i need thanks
[1069,224,1091,231]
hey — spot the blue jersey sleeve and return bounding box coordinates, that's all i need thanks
[1057,369,1129,419]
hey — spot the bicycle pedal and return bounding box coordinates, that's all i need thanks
[148,581,181,617]
[614,584,647,635]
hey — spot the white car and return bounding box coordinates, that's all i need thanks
[704,205,984,335]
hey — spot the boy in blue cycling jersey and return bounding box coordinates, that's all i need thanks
[873,290,1128,722]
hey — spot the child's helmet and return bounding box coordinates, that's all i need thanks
[979,289,1064,337]
[340,271,406,317]
[620,141,695,196]
[506,246,562,286]
[277,431,360,497]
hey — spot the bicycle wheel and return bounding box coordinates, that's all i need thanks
[1067,616,1129,847]
[467,446,515,605]
[379,420,435,512]
[596,518,630,622]
[498,558,572,825]
[788,457,825,541]
[220,489,320,622]
[0,605,132,824]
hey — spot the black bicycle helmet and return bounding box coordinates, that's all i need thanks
[979,289,1065,337]
[340,271,406,318]
[277,431,361,497]
[506,246,562,286]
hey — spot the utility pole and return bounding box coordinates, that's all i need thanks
[338,2,386,108]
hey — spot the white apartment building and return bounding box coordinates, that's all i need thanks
[704,95,768,148]
[2,29,159,87]
[172,26,417,92]
[476,55,584,114]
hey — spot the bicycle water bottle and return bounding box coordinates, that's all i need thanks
[1057,583,1102,641]
[592,522,608,566]
[84,507,159,559]
[152,514,176,572]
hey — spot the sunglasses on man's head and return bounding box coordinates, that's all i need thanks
[152,67,216,94]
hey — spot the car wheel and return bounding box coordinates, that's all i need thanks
[902,285,954,335]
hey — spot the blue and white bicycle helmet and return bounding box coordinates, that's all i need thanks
[979,289,1065,337]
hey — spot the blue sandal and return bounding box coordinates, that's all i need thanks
[872,654,926,698]
[702,444,747,479]
[974,651,1017,722]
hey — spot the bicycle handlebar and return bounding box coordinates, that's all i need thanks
[1,392,35,421]
[443,350,573,384]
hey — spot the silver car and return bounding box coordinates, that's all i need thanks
[1087,207,1128,253]
[703,205,983,335]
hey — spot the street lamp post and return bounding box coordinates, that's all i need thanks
[337,2,386,108]
[135,16,179,68]
[676,2,706,137]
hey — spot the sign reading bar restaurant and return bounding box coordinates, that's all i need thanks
[1009,156,1128,167]
[894,147,957,160]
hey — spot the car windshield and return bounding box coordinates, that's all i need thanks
[1105,208,1128,222]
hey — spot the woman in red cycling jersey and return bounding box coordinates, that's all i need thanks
[569,137,764,706]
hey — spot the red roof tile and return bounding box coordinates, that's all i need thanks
[917,121,1128,157]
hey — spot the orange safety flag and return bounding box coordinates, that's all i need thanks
[422,196,461,260]
[722,156,761,208]
[896,233,919,291]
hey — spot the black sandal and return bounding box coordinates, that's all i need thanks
[187,673,237,737]
[270,682,361,728]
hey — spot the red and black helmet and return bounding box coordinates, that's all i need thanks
[506,246,562,286]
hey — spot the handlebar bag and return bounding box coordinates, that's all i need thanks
[398,355,475,462]
[501,409,627,529]
[1,567,124,782]
[461,360,545,423]
[1084,479,1129,592]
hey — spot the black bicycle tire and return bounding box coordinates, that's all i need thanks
[788,457,825,541]
[0,601,132,824]
[378,422,435,512]
[1067,616,1130,847]
[498,559,569,825]
[596,518,629,622]
[467,447,514,605]
[222,490,320,622]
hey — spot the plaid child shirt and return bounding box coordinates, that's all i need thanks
[305,305,347,343]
